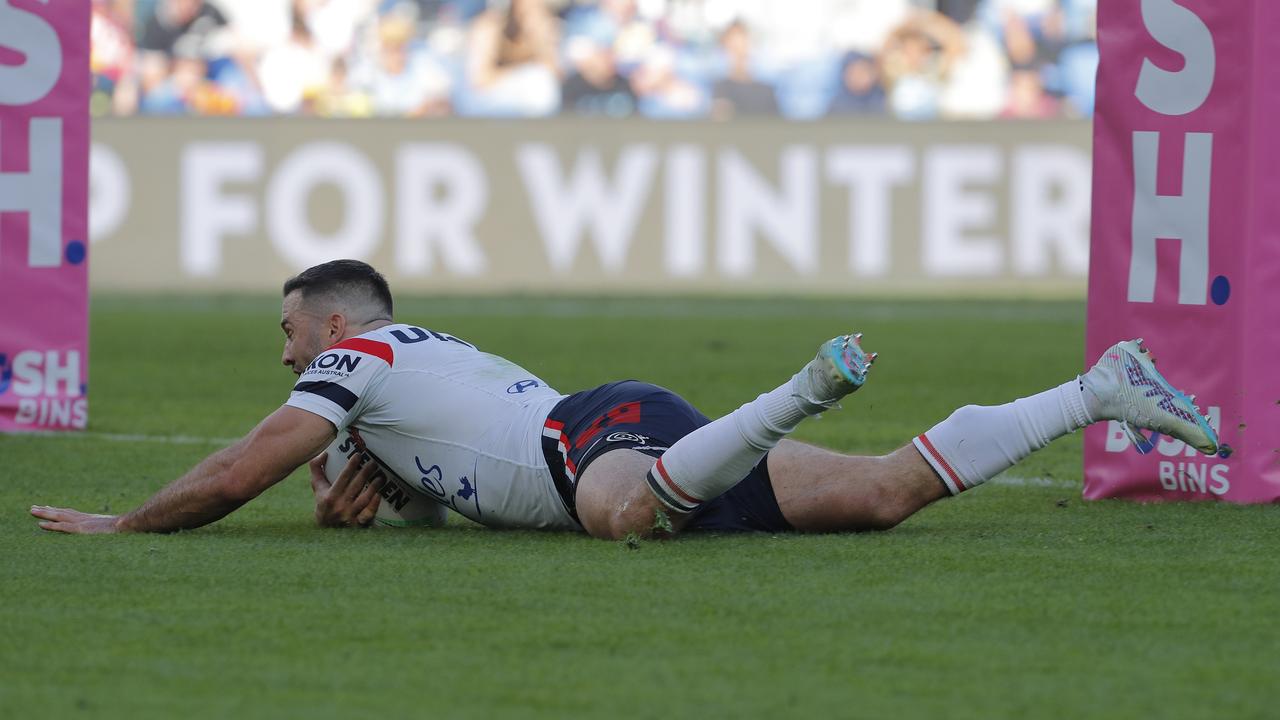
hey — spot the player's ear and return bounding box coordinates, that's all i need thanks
[327,312,346,342]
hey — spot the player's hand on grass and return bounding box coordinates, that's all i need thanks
[309,452,383,528]
[30,506,121,534]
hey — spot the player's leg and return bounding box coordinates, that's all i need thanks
[637,335,874,518]
[768,338,1220,531]
[765,440,946,532]
[741,361,1107,531]
[574,434,936,539]
[575,335,873,539]
[908,337,1218,495]
[575,449,695,539]
[578,337,1218,539]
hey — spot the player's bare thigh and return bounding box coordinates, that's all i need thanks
[575,441,946,539]
[575,449,693,540]
[767,440,945,532]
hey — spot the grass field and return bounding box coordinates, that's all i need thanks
[2,296,1277,719]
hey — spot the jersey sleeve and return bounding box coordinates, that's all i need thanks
[285,337,395,429]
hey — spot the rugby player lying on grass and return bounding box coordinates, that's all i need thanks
[31,260,1220,537]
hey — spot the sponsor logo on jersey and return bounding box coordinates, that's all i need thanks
[507,379,541,394]
[336,433,413,512]
[414,456,482,518]
[605,431,650,445]
[303,351,362,378]
[456,476,476,500]
[389,326,474,350]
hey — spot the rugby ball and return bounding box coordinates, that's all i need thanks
[323,432,447,528]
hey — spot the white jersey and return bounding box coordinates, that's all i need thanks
[285,324,578,530]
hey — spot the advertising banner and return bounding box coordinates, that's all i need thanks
[0,0,91,432]
[1084,0,1280,501]
[87,119,1093,296]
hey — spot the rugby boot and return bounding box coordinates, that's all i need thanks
[1082,339,1218,455]
[792,334,876,410]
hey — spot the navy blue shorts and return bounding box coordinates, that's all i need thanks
[541,381,793,533]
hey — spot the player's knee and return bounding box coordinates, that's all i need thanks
[609,504,667,540]
[605,514,641,540]
[581,497,649,540]
[587,498,681,540]
[946,404,987,426]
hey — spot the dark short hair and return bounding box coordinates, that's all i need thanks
[282,259,393,318]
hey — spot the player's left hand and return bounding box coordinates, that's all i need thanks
[309,452,384,528]
[30,506,122,534]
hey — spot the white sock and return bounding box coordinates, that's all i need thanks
[913,378,1093,495]
[645,374,819,513]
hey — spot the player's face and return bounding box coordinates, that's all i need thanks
[280,292,332,375]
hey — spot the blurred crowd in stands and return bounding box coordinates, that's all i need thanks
[90,0,1098,120]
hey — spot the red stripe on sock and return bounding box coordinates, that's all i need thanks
[916,434,967,491]
[654,457,702,504]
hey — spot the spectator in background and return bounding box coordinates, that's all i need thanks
[1000,66,1058,118]
[91,0,137,115]
[935,6,1008,118]
[1032,4,1070,66]
[304,0,377,59]
[981,0,1059,28]
[826,51,885,116]
[138,33,237,114]
[827,0,912,58]
[311,58,373,117]
[257,2,331,113]
[209,34,272,115]
[462,0,561,117]
[609,12,657,77]
[353,13,452,116]
[99,0,1096,120]
[1056,4,1097,116]
[1002,10,1041,69]
[879,12,965,121]
[562,0,637,45]
[997,7,1060,118]
[710,20,778,120]
[631,44,708,119]
[937,0,983,24]
[135,48,170,113]
[560,35,636,117]
[139,0,227,55]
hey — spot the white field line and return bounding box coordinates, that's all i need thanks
[6,431,239,446]
[990,475,1079,488]
[9,431,1086,488]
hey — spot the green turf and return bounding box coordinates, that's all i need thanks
[2,296,1276,719]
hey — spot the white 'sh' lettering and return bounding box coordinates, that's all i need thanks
[1127,131,1212,304]
[1127,0,1216,305]
[1134,0,1215,116]
[0,1,64,269]
[0,118,63,268]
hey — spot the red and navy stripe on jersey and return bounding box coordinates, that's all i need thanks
[291,338,395,416]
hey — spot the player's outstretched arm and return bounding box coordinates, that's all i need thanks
[31,406,336,534]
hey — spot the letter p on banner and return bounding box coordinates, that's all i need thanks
[0,1,91,432]
[1085,0,1280,502]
